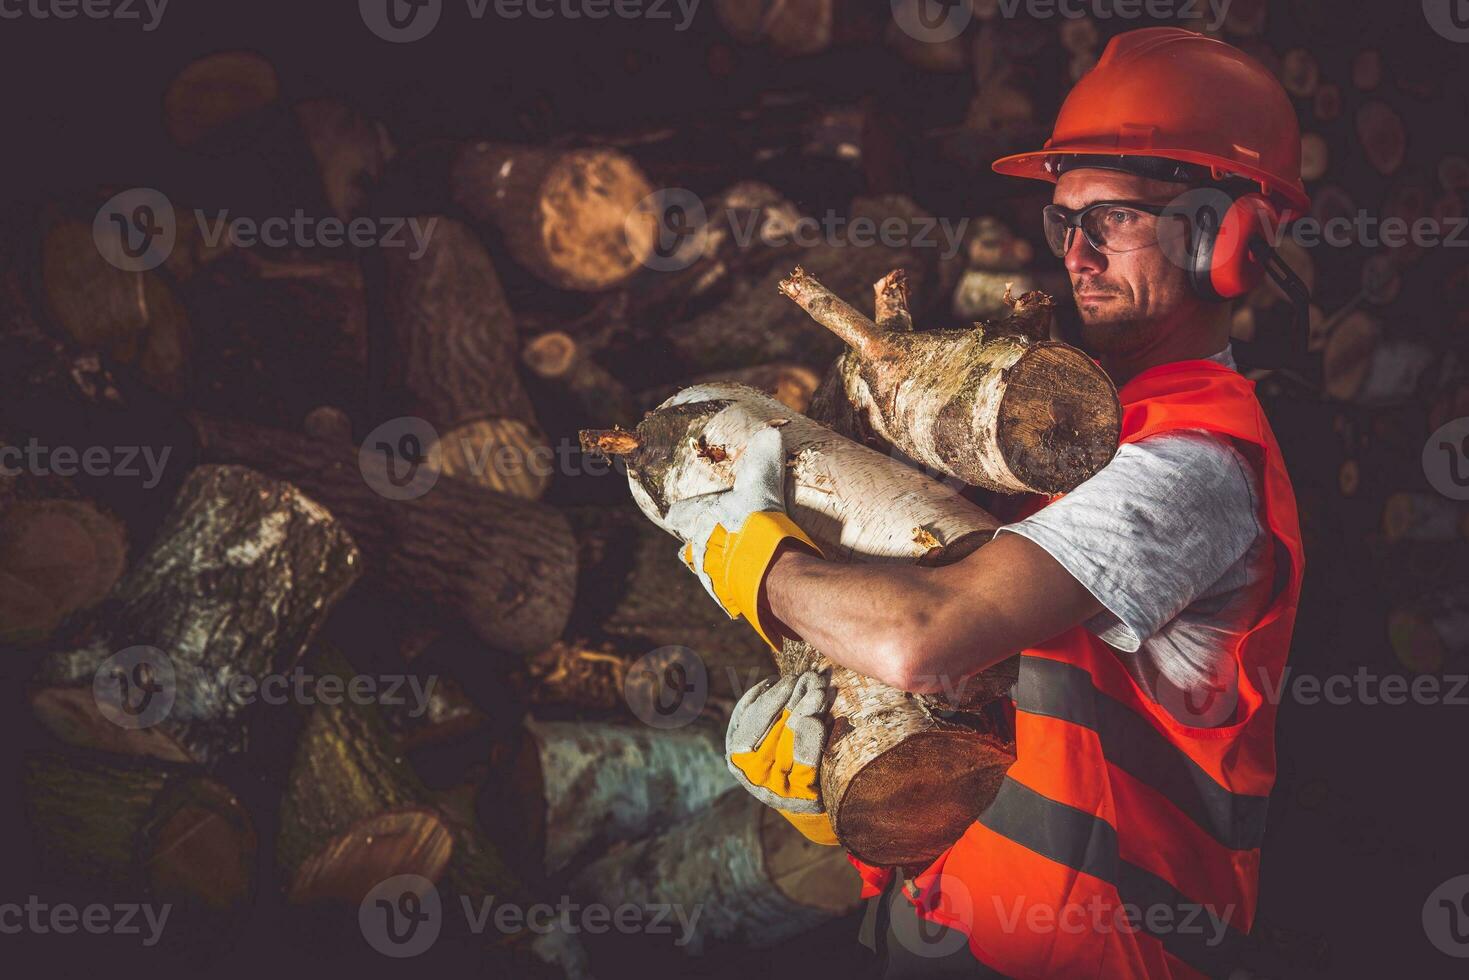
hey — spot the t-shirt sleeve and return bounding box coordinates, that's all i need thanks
[994,429,1262,652]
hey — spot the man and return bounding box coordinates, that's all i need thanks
[665,28,1307,979]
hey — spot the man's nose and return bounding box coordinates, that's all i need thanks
[1063,228,1107,277]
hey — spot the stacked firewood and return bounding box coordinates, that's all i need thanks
[4,7,1467,976]
[0,43,1118,976]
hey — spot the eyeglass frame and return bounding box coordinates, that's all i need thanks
[1040,199,1189,258]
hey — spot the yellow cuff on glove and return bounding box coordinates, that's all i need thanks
[776,808,839,846]
[682,511,821,651]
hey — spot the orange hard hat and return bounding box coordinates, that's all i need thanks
[993,27,1309,216]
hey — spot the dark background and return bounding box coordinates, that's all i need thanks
[1,1,1467,977]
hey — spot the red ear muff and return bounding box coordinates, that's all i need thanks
[1189,192,1279,301]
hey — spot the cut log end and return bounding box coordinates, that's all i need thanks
[835,728,1015,868]
[997,343,1121,494]
[432,417,552,501]
[148,782,259,911]
[287,808,454,906]
[29,687,195,764]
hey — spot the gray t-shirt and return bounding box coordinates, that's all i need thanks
[996,346,1274,724]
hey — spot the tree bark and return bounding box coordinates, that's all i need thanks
[22,750,257,912]
[583,384,1018,866]
[385,217,549,499]
[781,267,1119,494]
[189,413,577,657]
[569,789,863,954]
[451,142,655,292]
[501,718,733,878]
[31,464,362,766]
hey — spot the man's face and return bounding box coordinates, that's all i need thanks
[1051,168,1198,356]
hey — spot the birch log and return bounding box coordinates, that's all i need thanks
[582,384,1016,867]
[499,718,733,878]
[569,789,863,954]
[781,266,1120,494]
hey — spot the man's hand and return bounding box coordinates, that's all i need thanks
[663,426,821,650]
[725,670,838,846]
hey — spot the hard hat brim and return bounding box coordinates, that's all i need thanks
[993,144,1310,217]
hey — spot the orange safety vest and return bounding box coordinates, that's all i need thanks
[848,359,1306,979]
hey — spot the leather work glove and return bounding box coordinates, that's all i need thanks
[726,670,839,846]
[663,426,822,651]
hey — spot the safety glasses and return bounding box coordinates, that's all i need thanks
[1041,200,1176,258]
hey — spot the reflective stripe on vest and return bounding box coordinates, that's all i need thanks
[851,360,1306,980]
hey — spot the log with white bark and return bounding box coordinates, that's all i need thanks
[496,718,733,878]
[782,266,1120,494]
[569,788,863,954]
[582,384,1017,867]
[30,465,362,766]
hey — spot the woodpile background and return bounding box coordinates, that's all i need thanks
[1,3,1466,978]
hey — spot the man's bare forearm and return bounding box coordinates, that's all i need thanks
[760,546,983,692]
[758,533,1105,694]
